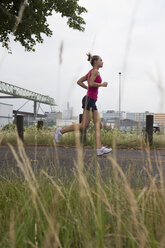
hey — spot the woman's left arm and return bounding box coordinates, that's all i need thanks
[77,75,88,89]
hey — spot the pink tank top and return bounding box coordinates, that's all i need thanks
[86,69,102,100]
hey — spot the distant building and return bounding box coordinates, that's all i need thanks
[0,102,13,128]
[120,119,138,132]
[101,110,126,129]
[102,110,126,122]
[154,113,165,129]
[102,110,155,131]
[45,112,56,126]
[56,111,62,120]
[63,102,73,120]
[56,118,79,127]
[126,112,136,121]
[126,111,154,129]
[14,111,46,127]
[126,111,153,121]
[23,114,34,126]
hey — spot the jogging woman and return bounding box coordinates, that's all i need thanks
[54,53,112,156]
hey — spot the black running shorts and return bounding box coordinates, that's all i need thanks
[82,95,97,112]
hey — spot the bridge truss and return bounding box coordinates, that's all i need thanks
[0,81,56,118]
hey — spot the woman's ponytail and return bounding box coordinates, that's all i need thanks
[86,53,99,66]
[87,52,92,62]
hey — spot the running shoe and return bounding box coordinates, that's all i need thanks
[97,146,112,156]
[102,146,112,154]
[54,128,62,143]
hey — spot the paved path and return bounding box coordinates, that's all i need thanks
[0,146,165,185]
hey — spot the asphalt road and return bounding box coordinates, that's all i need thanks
[0,145,165,185]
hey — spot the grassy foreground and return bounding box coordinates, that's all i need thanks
[0,135,165,247]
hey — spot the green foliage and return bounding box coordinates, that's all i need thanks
[24,127,54,145]
[2,122,16,131]
[1,125,165,148]
[0,0,87,51]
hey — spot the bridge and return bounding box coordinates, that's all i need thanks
[0,81,56,118]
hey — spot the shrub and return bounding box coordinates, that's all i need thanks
[2,123,16,131]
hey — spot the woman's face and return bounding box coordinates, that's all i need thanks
[95,57,103,68]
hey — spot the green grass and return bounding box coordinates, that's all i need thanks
[0,138,165,247]
[0,125,165,149]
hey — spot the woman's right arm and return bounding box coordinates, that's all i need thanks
[77,75,88,89]
[89,69,108,87]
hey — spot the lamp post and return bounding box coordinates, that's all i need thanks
[119,72,122,129]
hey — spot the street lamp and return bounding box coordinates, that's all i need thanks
[119,72,122,129]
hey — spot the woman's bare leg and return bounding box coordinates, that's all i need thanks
[60,109,90,134]
[93,110,102,149]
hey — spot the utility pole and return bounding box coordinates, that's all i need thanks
[119,72,122,129]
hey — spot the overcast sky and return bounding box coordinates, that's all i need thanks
[0,0,165,116]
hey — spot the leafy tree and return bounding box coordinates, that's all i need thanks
[0,0,87,52]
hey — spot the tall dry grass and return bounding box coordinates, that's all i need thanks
[0,132,165,247]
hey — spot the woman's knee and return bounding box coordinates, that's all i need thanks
[94,120,102,129]
[80,122,89,130]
